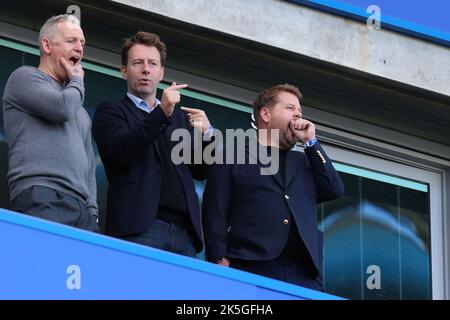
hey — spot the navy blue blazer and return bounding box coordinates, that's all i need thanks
[202,141,344,276]
[92,96,207,252]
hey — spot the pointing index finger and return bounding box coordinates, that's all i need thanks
[180,106,201,114]
[168,83,188,90]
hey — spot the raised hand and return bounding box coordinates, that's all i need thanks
[289,118,315,143]
[160,82,188,117]
[181,106,211,133]
[60,57,84,80]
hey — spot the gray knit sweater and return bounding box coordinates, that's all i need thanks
[2,66,98,217]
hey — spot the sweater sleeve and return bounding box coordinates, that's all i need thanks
[4,67,84,124]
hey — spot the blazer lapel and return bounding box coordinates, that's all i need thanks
[247,142,284,188]
[285,150,301,188]
[163,114,177,150]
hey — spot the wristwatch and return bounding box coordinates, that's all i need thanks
[304,138,317,148]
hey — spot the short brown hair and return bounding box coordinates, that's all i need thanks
[121,31,167,66]
[252,84,302,125]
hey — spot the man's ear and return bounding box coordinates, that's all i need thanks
[120,65,127,80]
[259,107,271,124]
[40,38,52,55]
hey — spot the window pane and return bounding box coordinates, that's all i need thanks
[320,171,431,300]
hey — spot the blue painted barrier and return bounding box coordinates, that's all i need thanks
[0,209,343,300]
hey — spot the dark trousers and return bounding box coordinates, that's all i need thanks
[120,218,196,258]
[230,258,323,291]
[11,185,99,232]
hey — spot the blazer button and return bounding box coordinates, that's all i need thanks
[283,219,289,225]
[284,194,290,200]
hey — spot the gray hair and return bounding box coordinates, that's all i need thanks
[39,14,80,46]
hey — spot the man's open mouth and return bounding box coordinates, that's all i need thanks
[69,56,80,66]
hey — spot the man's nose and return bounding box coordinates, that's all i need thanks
[142,61,150,74]
[293,109,301,119]
[74,41,83,53]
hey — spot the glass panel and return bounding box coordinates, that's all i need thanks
[320,171,431,300]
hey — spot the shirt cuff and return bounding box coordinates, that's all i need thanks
[203,125,214,141]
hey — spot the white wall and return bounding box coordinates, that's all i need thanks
[112,0,450,96]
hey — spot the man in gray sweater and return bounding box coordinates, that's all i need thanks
[2,14,98,231]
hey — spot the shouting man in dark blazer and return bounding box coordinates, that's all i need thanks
[93,32,212,257]
[202,84,344,290]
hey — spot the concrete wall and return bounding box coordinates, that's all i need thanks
[112,0,450,97]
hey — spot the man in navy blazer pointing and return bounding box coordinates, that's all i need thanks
[202,84,344,290]
[93,32,212,257]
